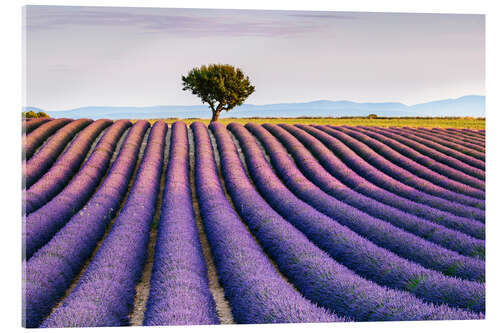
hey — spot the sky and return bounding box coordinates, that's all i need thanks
[24,5,485,111]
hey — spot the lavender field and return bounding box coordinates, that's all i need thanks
[22,118,485,327]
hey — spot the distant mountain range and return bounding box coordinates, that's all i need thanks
[24,95,485,120]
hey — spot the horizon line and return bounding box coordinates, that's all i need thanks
[25,94,485,112]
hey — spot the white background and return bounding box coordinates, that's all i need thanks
[1,1,498,333]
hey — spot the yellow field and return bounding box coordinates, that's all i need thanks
[132,117,485,129]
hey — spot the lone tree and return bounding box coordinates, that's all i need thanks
[22,110,50,119]
[182,64,255,122]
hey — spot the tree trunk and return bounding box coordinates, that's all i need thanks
[211,109,222,123]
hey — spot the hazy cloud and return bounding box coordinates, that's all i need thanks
[25,6,345,37]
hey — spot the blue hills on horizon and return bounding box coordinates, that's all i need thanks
[24,95,485,120]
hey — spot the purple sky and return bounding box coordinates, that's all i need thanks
[24,6,484,110]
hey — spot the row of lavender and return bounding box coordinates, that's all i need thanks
[26,120,336,326]
[24,119,92,188]
[226,124,483,310]
[192,122,341,323]
[23,119,484,327]
[25,121,218,327]
[24,119,115,214]
[280,125,484,238]
[24,121,148,326]
[40,120,166,327]
[23,118,52,134]
[24,118,72,159]
[24,120,129,258]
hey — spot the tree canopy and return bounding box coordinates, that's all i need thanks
[23,110,50,119]
[182,64,255,122]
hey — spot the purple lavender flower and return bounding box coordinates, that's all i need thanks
[41,121,166,327]
[391,127,484,161]
[295,124,484,222]
[23,118,51,134]
[24,118,73,159]
[278,124,485,239]
[23,120,149,328]
[350,126,484,190]
[24,120,130,258]
[143,121,219,326]
[24,119,93,188]
[260,123,484,258]
[211,122,482,320]
[314,125,484,209]
[191,121,343,324]
[329,126,484,197]
[411,128,484,152]
[24,119,115,214]
[364,127,484,179]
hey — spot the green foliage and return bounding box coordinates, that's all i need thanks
[23,110,37,118]
[36,111,50,118]
[22,110,50,118]
[406,275,426,291]
[182,64,255,122]
[367,114,378,119]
